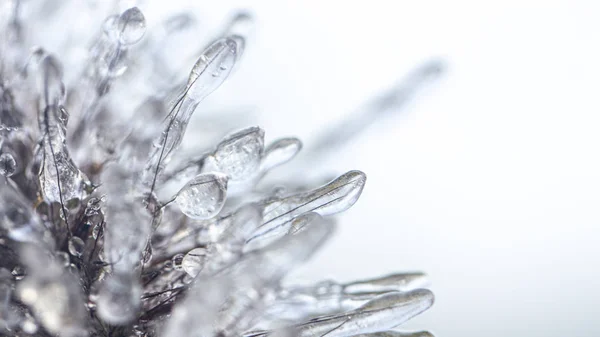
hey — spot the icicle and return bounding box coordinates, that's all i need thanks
[246,171,366,249]
[37,55,87,203]
[69,7,147,150]
[352,331,434,337]
[139,36,241,192]
[260,272,429,327]
[251,290,434,337]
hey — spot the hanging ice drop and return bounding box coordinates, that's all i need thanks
[175,172,229,219]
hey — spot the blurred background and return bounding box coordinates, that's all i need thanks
[148,0,600,336]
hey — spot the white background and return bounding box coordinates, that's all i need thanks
[152,1,600,336]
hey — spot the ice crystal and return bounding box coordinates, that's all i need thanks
[0,1,441,337]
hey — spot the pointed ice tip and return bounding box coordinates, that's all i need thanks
[359,288,434,312]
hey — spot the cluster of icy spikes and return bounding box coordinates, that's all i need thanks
[0,1,441,337]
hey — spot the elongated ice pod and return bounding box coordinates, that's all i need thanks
[259,272,429,326]
[69,7,147,149]
[37,55,88,203]
[246,171,365,250]
[352,331,434,337]
[140,36,240,192]
[248,290,434,337]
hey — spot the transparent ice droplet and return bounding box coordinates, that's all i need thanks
[175,172,229,220]
[182,247,208,277]
[260,137,302,172]
[68,236,85,257]
[96,273,141,325]
[0,152,17,177]
[211,126,264,180]
[116,7,146,45]
[185,37,239,102]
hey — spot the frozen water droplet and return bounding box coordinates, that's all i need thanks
[117,7,146,45]
[175,172,228,219]
[0,152,17,177]
[96,273,141,325]
[172,253,185,271]
[261,138,302,172]
[182,247,207,277]
[212,127,264,180]
[68,236,85,257]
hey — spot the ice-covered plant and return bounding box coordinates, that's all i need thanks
[0,1,439,336]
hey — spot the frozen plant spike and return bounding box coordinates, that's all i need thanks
[37,55,87,203]
[343,272,429,293]
[140,37,240,191]
[207,126,264,180]
[248,171,366,246]
[279,290,434,337]
[353,331,435,337]
[175,172,229,219]
[116,7,146,45]
[260,137,302,172]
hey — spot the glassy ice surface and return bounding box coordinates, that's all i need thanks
[0,3,436,337]
[175,172,229,219]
